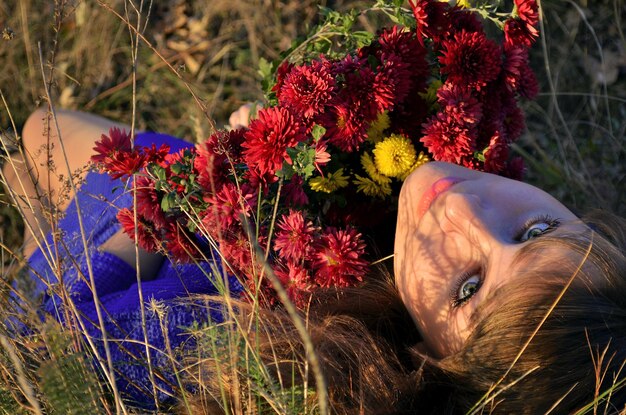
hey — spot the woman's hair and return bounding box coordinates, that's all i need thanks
[185,211,626,414]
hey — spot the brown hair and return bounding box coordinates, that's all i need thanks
[185,211,626,414]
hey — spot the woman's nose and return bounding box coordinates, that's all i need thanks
[440,192,493,240]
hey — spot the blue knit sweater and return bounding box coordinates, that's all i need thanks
[23,133,242,407]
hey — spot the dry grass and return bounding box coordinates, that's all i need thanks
[0,0,624,413]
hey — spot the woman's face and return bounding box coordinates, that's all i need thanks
[394,162,586,357]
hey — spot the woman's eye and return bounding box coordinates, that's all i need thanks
[517,216,561,242]
[452,274,481,307]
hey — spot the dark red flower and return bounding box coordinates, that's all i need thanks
[164,221,201,262]
[311,227,368,287]
[195,129,245,192]
[117,208,160,252]
[274,210,318,262]
[281,175,309,207]
[105,150,147,180]
[323,104,370,152]
[279,61,336,119]
[143,143,171,165]
[274,261,312,308]
[242,107,307,177]
[440,30,502,90]
[504,156,526,180]
[421,112,477,163]
[202,182,255,231]
[91,127,132,165]
[437,83,483,126]
[483,132,509,174]
[373,55,413,111]
[272,61,295,97]
[516,0,539,27]
[409,0,451,44]
[135,175,168,228]
[517,61,539,99]
[504,18,538,48]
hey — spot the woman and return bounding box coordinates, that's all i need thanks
[3,108,625,413]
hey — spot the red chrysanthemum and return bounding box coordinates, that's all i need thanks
[117,208,160,252]
[164,221,201,262]
[504,156,525,180]
[202,182,255,231]
[91,127,132,165]
[436,83,483,126]
[515,0,539,27]
[242,107,307,177]
[104,149,147,180]
[409,0,451,44]
[373,55,413,111]
[274,260,312,308]
[375,26,427,67]
[504,18,538,48]
[323,104,371,152]
[517,61,539,99]
[502,97,526,141]
[274,210,318,262]
[483,132,509,174]
[195,129,245,192]
[278,61,336,119]
[135,175,168,228]
[439,30,502,90]
[421,112,477,164]
[143,143,171,165]
[311,227,368,288]
[503,45,528,92]
[272,61,295,97]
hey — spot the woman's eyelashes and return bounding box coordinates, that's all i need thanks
[515,214,561,242]
[450,215,561,308]
[450,271,482,308]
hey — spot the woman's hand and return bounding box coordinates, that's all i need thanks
[228,102,262,129]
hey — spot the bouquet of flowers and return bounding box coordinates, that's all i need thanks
[92,0,539,307]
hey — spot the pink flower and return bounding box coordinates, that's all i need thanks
[274,210,318,262]
[311,227,368,287]
[242,107,307,176]
[439,30,502,90]
[279,61,336,119]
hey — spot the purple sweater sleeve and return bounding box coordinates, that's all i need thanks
[21,132,243,407]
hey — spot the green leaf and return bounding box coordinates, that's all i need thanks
[311,124,326,141]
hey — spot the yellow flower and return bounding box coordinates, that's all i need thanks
[455,0,471,8]
[373,134,417,179]
[398,151,430,181]
[366,112,391,144]
[309,168,349,193]
[354,175,392,199]
[361,152,391,185]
